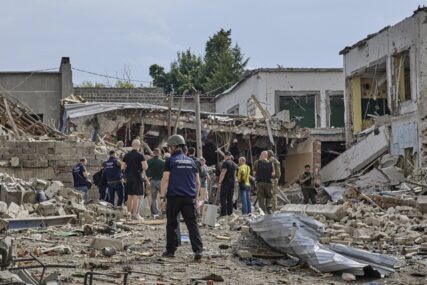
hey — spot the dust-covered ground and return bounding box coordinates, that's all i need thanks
[6,216,427,285]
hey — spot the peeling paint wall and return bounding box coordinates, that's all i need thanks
[390,118,418,157]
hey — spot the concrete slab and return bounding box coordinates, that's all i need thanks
[355,168,389,191]
[280,203,346,221]
[380,166,405,186]
[320,126,389,183]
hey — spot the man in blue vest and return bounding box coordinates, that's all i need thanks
[160,134,203,261]
[104,150,124,206]
[72,158,90,202]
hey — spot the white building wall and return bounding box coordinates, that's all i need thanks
[342,9,427,166]
[215,70,344,128]
[343,14,418,77]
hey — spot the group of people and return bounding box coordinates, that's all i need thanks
[72,139,148,220]
[72,134,317,260]
[217,150,317,217]
[217,150,281,216]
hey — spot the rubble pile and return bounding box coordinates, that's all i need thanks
[0,172,129,231]
[318,201,427,254]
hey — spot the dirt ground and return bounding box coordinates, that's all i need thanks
[6,216,427,285]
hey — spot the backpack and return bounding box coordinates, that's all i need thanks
[93,169,103,186]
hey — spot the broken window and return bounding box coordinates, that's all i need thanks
[278,95,316,128]
[350,62,390,133]
[394,50,412,102]
[328,93,344,128]
[30,114,44,122]
[247,98,256,117]
[227,104,239,115]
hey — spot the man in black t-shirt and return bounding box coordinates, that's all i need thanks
[218,151,237,216]
[122,139,148,220]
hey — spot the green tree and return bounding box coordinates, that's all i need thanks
[149,49,204,94]
[149,64,171,92]
[202,29,248,95]
[149,29,248,95]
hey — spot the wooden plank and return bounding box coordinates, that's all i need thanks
[3,97,20,139]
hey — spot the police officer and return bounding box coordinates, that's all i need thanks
[160,135,203,261]
[72,158,90,202]
[104,150,124,206]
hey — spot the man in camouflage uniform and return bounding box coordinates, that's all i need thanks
[267,150,281,211]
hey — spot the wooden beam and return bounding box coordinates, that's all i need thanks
[173,89,189,134]
[3,97,20,139]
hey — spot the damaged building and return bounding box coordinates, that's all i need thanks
[214,67,346,180]
[340,7,427,173]
[61,101,313,184]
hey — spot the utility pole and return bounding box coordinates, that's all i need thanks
[194,89,203,158]
[167,92,173,137]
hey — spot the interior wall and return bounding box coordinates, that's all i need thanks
[284,140,314,183]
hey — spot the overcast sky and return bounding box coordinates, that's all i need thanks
[0,0,425,85]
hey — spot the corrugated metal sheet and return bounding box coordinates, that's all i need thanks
[250,213,398,277]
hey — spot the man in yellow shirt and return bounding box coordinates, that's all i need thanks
[237,157,251,215]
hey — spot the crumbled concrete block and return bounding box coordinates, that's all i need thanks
[0,201,8,214]
[16,209,29,218]
[22,190,36,204]
[237,249,252,259]
[241,226,250,234]
[417,196,427,214]
[57,188,83,202]
[90,236,124,251]
[10,157,19,167]
[45,181,64,198]
[37,201,57,216]
[280,204,346,221]
[399,214,410,223]
[342,273,356,281]
[56,207,66,216]
[33,179,48,190]
[7,202,21,217]
[65,201,86,213]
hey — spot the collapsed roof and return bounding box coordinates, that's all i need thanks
[62,102,308,139]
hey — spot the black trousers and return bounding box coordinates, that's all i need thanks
[220,183,234,216]
[166,197,203,254]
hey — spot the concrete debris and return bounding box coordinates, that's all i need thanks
[417,195,427,213]
[90,236,124,251]
[237,249,253,259]
[320,126,389,183]
[280,203,346,221]
[342,272,356,281]
[45,181,64,198]
[380,166,405,186]
[379,154,399,168]
[323,186,347,202]
[354,168,389,192]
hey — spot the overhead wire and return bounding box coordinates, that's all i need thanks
[71,67,151,84]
